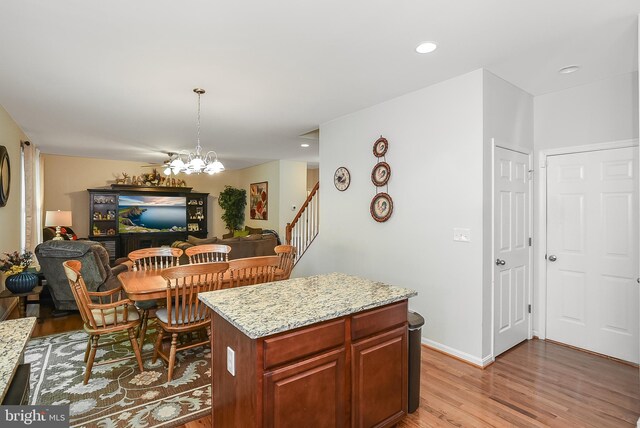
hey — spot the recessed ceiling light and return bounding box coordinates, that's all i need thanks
[559,65,580,74]
[416,41,437,54]
[300,143,310,148]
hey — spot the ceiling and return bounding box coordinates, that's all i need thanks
[0,1,637,170]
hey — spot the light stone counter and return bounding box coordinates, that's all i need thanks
[199,272,417,339]
[0,317,36,401]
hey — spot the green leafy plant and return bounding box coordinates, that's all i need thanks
[218,186,247,233]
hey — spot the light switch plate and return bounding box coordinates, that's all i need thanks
[227,346,235,376]
[453,228,471,242]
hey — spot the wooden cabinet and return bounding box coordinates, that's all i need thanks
[264,348,345,428]
[87,187,208,260]
[352,326,407,428]
[212,300,408,428]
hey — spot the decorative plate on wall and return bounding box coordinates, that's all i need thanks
[334,166,351,191]
[0,145,10,207]
[370,193,393,222]
[371,162,391,187]
[373,137,388,157]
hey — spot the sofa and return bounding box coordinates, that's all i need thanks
[172,231,278,265]
[43,226,78,241]
[35,240,131,311]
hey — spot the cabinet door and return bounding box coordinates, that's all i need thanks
[352,325,407,428]
[264,348,345,428]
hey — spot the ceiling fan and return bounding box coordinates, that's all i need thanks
[141,152,178,169]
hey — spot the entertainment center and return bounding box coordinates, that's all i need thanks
[88,185,209,261]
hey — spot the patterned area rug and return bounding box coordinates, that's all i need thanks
[25,323,211,428]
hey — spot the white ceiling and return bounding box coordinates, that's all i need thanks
[0,1,637,169]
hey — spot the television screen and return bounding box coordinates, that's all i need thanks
[118,195,187,233]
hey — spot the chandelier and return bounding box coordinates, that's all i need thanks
[166,88,225,176]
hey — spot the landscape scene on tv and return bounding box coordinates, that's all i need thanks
[118,195,187,233]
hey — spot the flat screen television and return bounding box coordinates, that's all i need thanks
[118,195,187,233]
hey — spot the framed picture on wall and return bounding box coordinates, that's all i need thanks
[250,181,268,220]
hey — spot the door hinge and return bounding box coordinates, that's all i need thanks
[528,237,532,247]
[528,304,532,314]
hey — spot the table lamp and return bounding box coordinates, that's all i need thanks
[45,210,73,240]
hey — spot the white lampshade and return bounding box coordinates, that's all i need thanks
[45,210,73,227]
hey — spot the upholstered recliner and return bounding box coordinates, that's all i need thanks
[35,240,131,311]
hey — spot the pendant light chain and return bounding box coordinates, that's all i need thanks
[167,88,225,176]
[195,90,202,152]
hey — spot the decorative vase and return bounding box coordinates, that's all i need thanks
[5,271,38,294]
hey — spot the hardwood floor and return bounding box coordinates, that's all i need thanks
[12,305,639,427]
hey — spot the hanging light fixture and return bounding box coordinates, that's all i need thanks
[170,88,225,175]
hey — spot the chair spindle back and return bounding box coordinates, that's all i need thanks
[161,262,229,327]
[128,247,183,271]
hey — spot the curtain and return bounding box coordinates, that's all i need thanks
[22,141,42,252]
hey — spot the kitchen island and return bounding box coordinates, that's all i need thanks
[199,272,417,428]
[0,317,36,403]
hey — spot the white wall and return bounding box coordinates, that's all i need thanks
[535,72,638,150]
[297,70,487,362]
[482,71,534,358]
[532,71,639,336]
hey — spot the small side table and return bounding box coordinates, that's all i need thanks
[0,286,43,319]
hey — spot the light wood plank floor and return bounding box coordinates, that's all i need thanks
[16,307,639,427]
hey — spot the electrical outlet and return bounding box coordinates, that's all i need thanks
[453,228,471,242]
[227,346,235,376]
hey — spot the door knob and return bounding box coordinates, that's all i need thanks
[548,255,557,262]
[495,259,506,266]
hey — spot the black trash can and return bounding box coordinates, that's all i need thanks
[408,310,425,413]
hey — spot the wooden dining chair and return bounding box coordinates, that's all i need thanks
[185,244,232,264]
[128,247,184,348]
[63,260,144,384]
[274,245,296,280]
[128,247,183,271]
[154,262,229,381]
[228,256,280,288]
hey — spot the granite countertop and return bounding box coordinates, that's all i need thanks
[0,317,37,401]
[198,272,417,339]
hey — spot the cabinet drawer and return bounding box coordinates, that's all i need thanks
[351,301,407,341]
[264,319,345,369]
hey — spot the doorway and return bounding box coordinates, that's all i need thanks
[545,146,639,364]
[493,146,532,357]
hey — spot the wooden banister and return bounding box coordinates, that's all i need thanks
[285,182,319,264]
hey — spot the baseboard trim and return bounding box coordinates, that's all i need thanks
[421,338,493,368]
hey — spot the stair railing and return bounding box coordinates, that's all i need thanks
[286,182,319,264]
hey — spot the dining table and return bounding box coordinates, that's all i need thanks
[117,266,286,302]
[118,269,170,301]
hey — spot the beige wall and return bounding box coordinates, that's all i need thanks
[0,105,27,317]
[41,154,308,241]
[235,160,308,236]
[278,161,308,235]
[42,154,241,239]
[307,168,319,191]
[237,160,280,233]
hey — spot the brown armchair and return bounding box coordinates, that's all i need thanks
[35,240,131,311]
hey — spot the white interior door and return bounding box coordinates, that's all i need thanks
[494,147,530,357]
[546,147,639,364]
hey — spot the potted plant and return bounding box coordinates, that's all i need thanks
[218,186,247,234]
[0,250,38,293]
